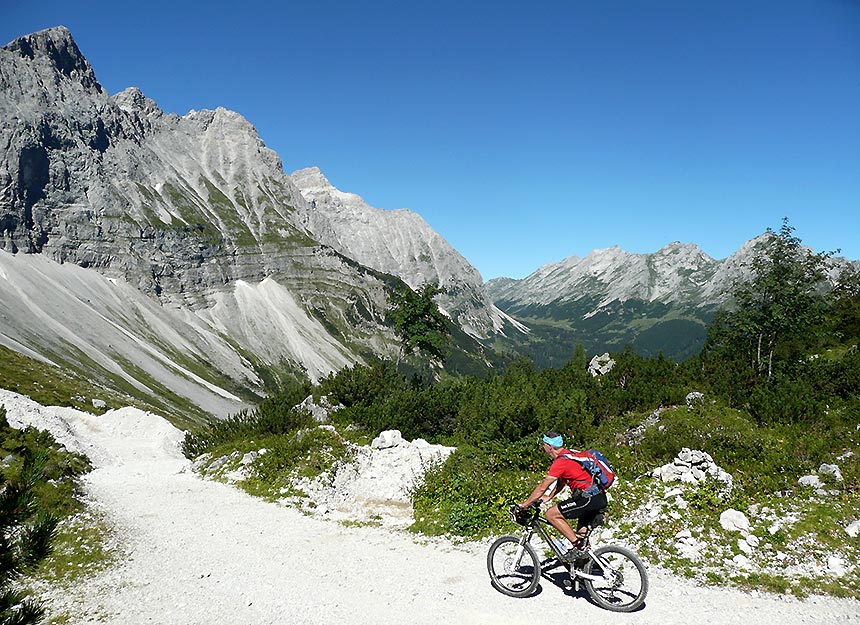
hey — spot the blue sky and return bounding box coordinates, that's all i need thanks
[2,1,859,279]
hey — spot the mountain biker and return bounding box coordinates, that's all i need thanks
[518,431,608,562]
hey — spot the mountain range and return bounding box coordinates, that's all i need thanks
[488,236,857,365]
[0,26,517,419]
[0,26,855,419]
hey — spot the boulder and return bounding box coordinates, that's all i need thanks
[845,520,860,538]
[685,392,704,409]
[720,509,750,533]
[827,556,847,577]
[295,395,344,424]
[588,353,615,377]
[371,430,404,450]
[818,463,844,482]
[732,554,752,569]
[650,447,733,489]
[798,475,823,488]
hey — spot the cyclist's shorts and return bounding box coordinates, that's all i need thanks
[558,490,608,520]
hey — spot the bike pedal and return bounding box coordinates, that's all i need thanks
[562,578,573,590]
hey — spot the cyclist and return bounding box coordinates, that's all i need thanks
[518,431,608,562]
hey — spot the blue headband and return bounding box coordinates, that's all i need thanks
[543,434,564,448]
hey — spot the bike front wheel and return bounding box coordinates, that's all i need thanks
[487,535,541,598]
[582,545,649,612]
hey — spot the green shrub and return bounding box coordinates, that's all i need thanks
[0,407,93,624]
[182,386,314,458]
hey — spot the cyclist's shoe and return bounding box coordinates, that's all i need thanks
[561,546,586,563]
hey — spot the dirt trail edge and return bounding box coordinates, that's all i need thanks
[2,390,857,625]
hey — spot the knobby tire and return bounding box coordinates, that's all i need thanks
[582,544,649,612]
[486,535,541,598]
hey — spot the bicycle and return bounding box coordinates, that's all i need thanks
[486,502,649,612]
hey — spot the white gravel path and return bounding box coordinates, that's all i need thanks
[2,390,858,625]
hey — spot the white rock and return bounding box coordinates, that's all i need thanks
[587,353,616,376]
[720,509,750,533]
[675,529,692,539]
[746,534,760,549]
[738,539,753,555]
[680,471,698,485]
[827,556,847,577]
[818,463,844,482]
[91,398,107,409]
[371,430,404,450]
[732,554,752,569]
[845,520,860,538]
[798,474,823,488]
[685,392,704,408]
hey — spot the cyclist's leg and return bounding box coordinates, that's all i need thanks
[546,503,579,543]
[560,492,608,544]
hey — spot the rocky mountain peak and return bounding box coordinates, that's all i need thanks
[291,166,329,189]
[112,87,162,117]
[3,26,102,93]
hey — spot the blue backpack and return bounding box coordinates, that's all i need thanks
[561,449,616,496]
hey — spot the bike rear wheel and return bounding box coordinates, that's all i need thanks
[487,535,541,597]
[582,545,648,612]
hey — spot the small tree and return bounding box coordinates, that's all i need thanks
[0,439,59,625]
[705,218,833,378]
[386,283,450,364]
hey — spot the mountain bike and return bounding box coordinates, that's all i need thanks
[486,502,648,612]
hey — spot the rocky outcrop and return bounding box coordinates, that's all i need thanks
[291,167,526,339]
[587,352,615,376]
[292,428,454,525]
[649,447,734,490]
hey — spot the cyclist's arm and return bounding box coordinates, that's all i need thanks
[520,475,558,508]
[542,478,566,501]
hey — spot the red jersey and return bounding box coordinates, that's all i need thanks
[548,449,594,492]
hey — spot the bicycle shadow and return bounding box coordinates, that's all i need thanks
[539,559,647,613]
[539,559,590,601]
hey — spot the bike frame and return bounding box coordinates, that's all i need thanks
[512,513,609,583]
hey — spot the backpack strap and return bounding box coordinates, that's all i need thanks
[559,452,602,496]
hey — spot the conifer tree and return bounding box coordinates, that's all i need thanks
[386,283,450,363]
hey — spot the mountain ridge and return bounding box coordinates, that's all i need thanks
[0,26,506,418]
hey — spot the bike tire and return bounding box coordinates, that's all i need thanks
[582,545,649,612]
[486,535,541,598]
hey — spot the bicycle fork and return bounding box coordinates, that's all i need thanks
[511,528,535,570]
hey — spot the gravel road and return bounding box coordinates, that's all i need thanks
[2,390,857,625]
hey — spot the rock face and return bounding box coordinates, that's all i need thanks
[291,167,525,339]
[3,28,329,301]
[0,27,515,416]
